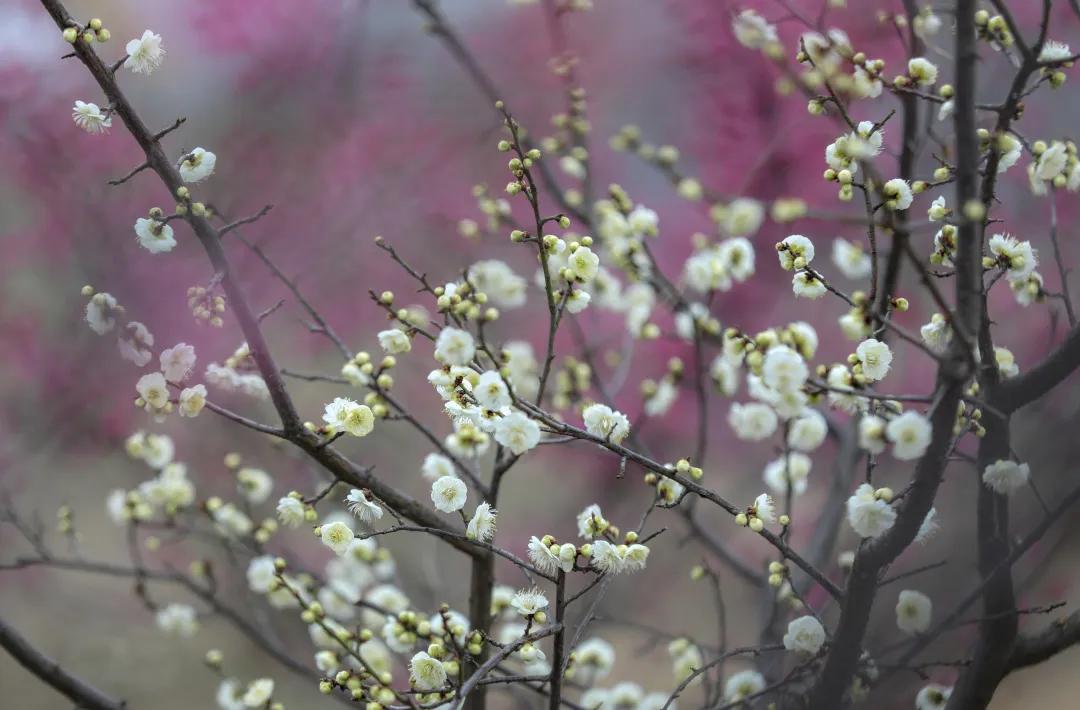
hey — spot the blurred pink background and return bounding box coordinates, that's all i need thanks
[3,0,1080,707]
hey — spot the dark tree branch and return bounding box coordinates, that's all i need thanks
[0,616,125,710]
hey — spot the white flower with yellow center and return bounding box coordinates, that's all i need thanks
[896,589,932,634]
[431,475,467,513]
[178,147,216,183]
[886,410,932,460]
[855,338,892,381]
[178,384,207,418]
[409,651,447,691]
[377,328,411,354]
[134,217,176,254]
[320,521,355,556]
[982,459,1030,494]
[783,615,825,654]
[434,327,476,366]
[466,502,497,542]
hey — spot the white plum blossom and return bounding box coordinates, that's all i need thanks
[1039,40,1073,63]
[724,669,766,702]
[729,402,778,441]
[510,588,549,617]
[832,238,872,279]
[241,679,274,708]
[124,30,165,75]
[883,178,913,210]
[788,409,827,451]
[528,536,564,575]
[71,101,111,133]
[276,496,305,527]
[468,260,527,308]
[118,321,154,366]
[855,338,893,381]
[246,556,277,594]
[988,233,1037,279]
[431,475,467,513]
[136,372,169,415]
[763,452,811,496]
[320,521,355,556]
[156,603,198,637]
[916,684,953,710]
[178,385,206,417]
[995,346,1020,378]
[567,246,600,282]
[783,615,825,654]
[134,217,176,254]
[885,411,932,460]
[847,483,896,538]
[928,196,948,221]
[178,147,216,183]
[582,403,630,443]
[421,452,455,482]
[732,9,777,49]
[160,343,196,383]
[920,313,952,353]
[896,589,932,634]
[792,271,827,299]
[475,371,511,410]
[762,346,808,393]
[409,651,447,691]
[1035,141,1069,181]
[858,415,887,454]
[377,328,411,354]
[590,540,650,575]
[345,489,384,523]
[777,235,815,270]
[982,459,1030,494]
[434,327,476,366]
[908,57,939,86]
[86,292,119,335]
[493,411,541,454]
[467,502,497,542]
[322,397,375,437]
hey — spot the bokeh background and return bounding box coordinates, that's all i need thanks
[3,0,1080,707]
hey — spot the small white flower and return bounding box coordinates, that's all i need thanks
[885,411,932,460]
[724,669,765,701]
[568,246,600,282]
[846,483,896,538]
[322,397,375,437]
[729,402,778,441]
[71,101,111,134]
[178,147,216,183]
[1039,40,1072,63]
[582,403,630,443]
[136,372,170,413]
[732,9,777,49]
[896,589,932,634]
[434,327,476,366]
[118,321,154,366]
[160,343,196,383]
[763,452,812,496]
[156,603,198,637]
[982,459,1030,494]
[988,233,1038,279]
[246,556,277,594]
[431,475,467,513]
[908,57,938,86]
[528,535,562,575]
[777,235,814,271]
[783,615,825,654]
[832,238,871,280]
[345,489,384,523]
[134,217,176,254]
[761,346,808,394]
[858,415,887,454]
[124,30,166,75]
[320,520,355,556]
[276,496,305,527]
[86,292,119,335]
[995,346,1020,378]
[467,502,497,542]
[787,409,827,451]
[752,493,776,524]
[377,328,412,354]
[928,196,948,222]
[410,651,447,691]
[475,371,511,410]
[421,453,455,482]
[920,313,953,353]
[883,178,914,210]
[178,384,207,418]
[493,411,541,455]
[510,587,549,617]
[792,271,827,299]
[916,684,953,710]
[855,338,892,382]
[241,678,274,708]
